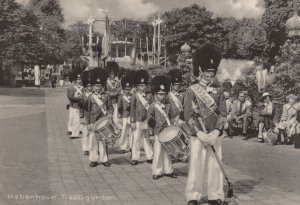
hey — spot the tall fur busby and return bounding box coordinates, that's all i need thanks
[81,70,90,87]
[151,75,171,94]
[135,70,149,85]
[121,71,134,89]
[168,69,182,85]
[192,42,222,77]
[118,67,127,79]
[106,61,119,75]
[90,67,108,86]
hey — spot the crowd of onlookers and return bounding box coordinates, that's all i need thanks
[222,90,300,146]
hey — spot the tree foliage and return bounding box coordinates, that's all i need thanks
[163,4,224,56]
[27,0,65,64]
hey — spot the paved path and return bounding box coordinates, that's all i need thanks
[1,87,300,205]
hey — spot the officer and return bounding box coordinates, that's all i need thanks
[184,42,228,205]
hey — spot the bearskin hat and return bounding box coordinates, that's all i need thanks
[135,69,149,85]
[90,67,108,86]
[192,42,222,77]
[117,67,127,79]
[121,71,135,89]
[151,75,171,94]
[106,61,119,75]
[168,69,182,84]
[81,70,90,87]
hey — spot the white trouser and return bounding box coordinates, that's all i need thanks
[82,124,90,152]
[152,135,173,175]
[89,132,108,163]
[59,80,64,87]
[112,103,118,127]
[186,137,224,201]
[67,105,81,137]
[131,121,153,160]
[119,117,130,151]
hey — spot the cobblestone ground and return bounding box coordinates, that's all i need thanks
[44,88,300,205]
[1,87,300,205]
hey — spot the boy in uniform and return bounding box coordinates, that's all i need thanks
[147,75,177,180]
[118,71,135,153]
[67,71,83,138]
[81,69,92,156]
[106,61,121,126]
[87,68,113,168]
[130,70,153,165]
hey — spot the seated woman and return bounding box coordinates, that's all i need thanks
[257,93,275,143]
[277,94,300,145]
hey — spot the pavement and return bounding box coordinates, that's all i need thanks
[0,87,300,205]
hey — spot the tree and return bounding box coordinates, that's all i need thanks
[61,22,88,62]
[260,0,294,65]
[0,0,40,66]
[163,4,224,57]
[28,0,65,64]
[265,39,300,98]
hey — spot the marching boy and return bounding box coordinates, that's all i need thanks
[67,71,83,138]
[81,69,93,156]
[117,71,135,153]
[147,75,177,180]
[87,67,113,168]
[106,61,121,126]
[167,69,185,125]
[130,70,153,166]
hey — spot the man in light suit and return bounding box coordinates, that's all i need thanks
[228,91,252,139]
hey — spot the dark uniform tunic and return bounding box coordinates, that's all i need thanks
[184,83,227,134]
[118,94,131,119]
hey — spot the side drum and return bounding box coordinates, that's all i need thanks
[140,120,154,143]
[158,125,190,162]
[93,116,120,145]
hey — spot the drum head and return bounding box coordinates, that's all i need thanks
[93,116,109,131]
[159,125,181,143]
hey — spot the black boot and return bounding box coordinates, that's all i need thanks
[187,200,198,205]
[165,173,177,178]
[131,160,138,166]
[146,159,153,164]
[102,162,111,167]
[84,151,89,156]
[89,162,98,167]
[208,199,228,205]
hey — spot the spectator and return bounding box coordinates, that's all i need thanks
[257,93,275,143]
[228,91,252,139]
[277,94,300,145]
[51,74,57,88]
[223,91,233,138]
[59,71,64,88]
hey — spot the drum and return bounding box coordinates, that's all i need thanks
[140,120,154,143]
[178,120,190,136]
[158,125,190,161]
[93,116,120,145]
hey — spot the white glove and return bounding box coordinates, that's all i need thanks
[196,131,210,146]
[207,129,220,145]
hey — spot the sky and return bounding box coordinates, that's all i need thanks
[16,0,265,32]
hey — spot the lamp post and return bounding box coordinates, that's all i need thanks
[152,17,157,65]
[156,16,162,65]
[87,13,95,68]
